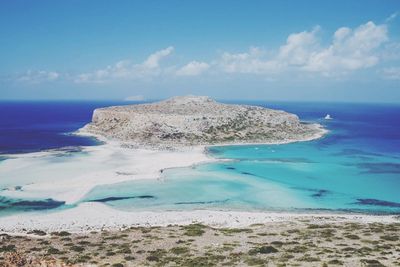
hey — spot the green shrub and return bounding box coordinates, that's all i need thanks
[183,224,206,236]
[0,245,15,252]
[51,231,71,237]
[70,245,85,252]
[47,247,61,254]
[170,246,190,255]
[29,230,46,236]
[249,245,278,255]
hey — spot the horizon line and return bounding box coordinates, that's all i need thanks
[0,98,399,105]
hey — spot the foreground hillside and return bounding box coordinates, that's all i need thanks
[1,221,399,266]
[81,96,325,148]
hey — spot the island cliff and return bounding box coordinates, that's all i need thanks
[81,96,325,148]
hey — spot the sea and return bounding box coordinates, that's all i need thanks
[0,100,399,216]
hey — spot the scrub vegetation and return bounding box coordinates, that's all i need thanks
[1,221,399,266]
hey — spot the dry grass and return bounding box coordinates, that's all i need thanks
[0,221,399,266]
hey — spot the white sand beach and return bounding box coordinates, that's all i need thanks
[1,120,398,235]
[3,124,398,235]
[1,130,399,234]
[0,201,398,234]
[0,143,211,205]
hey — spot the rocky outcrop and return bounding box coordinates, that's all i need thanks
[81,96,325,148]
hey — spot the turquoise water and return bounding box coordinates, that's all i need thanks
[82,140,400,214]
[1,102,400,215]
[82,103,400,214]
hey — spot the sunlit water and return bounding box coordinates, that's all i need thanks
[0,101,399,215]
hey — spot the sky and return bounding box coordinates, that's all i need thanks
[0,0,399,102]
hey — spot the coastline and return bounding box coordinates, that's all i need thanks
[0,202,398,234]
[0,142,212,205]
[76,120,328,150]
[205,123,328,148]
[2,124,399,234]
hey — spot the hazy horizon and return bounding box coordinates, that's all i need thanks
[2,96,400,105]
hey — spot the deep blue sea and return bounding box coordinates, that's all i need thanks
[0,101,399,215]
[0,101,129,154]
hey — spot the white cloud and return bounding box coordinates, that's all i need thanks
[17,70,60,83]
[176,61,209,76]
[381,42,400,61]
[12,20,398,85]
[142,46,174,68]
[385,12,398,23]
[333,27,351,41]
[218,47,281,74]
[124,95,146,101]
[75,47,174,83]
[278,26,320,66]
[217,21,389,76]
[304,21,388,74]
[382,67,400,80]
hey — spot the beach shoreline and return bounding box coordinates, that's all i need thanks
[0,202,398,234]
[1,125,399,234]
[0,142,213,205]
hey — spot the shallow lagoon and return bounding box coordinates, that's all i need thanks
[1,101,399,215]
[83,102,400,214]
[83,140,400,214]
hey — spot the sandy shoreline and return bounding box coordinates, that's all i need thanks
[0,142,212,205]
[3,124,396,235]
[0,202,398,234]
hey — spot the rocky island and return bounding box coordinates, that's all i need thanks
[81,96,325,148]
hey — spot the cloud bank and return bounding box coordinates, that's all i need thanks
[17,70,60,84]
[13,20,399,84]
[176,61,210,76]
[217,21,389,76]
[74,47,174,83]
[382,67,400,80]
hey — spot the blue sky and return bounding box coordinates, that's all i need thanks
[0,0,399,102]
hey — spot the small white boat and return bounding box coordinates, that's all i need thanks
[324,114,332,120]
